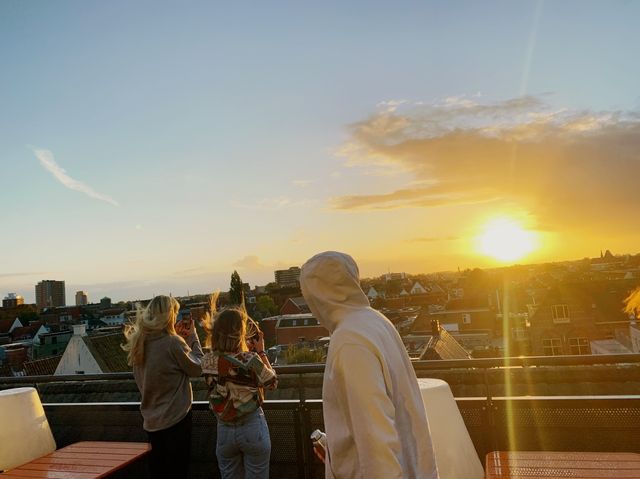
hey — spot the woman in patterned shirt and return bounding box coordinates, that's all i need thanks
[201,307,277,479]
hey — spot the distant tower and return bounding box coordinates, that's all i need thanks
[274,267,301,288]
[35,280,66,310]
[2,293,25,309]
[75,291,89,306]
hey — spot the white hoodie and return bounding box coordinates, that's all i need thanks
[301,251,439,479]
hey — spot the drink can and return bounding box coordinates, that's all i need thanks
[310,429,326,458]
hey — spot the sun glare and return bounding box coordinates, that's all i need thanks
[477,218,538,262]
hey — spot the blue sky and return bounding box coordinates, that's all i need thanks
[1,1,639,302]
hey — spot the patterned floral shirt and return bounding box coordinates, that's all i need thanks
[201,351,277,423]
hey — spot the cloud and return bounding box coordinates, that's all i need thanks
[231,196,292,210]
[32,148,119,206]
[333,96,640,231]
[292,179,313,188]
[377,99,407,113]
[231,196,318,211]
[171,266,211,277]
[0,272,48,278]
[233,255,265,270]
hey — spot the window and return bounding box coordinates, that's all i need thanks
[542,338,563,356]
[551,304,570,323]
[512,328,527,340]
[569,337,590,355]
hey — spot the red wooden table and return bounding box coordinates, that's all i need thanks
[486,451,640,478]
[0,441,150,479]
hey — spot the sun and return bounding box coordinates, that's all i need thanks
[477,218,538,262]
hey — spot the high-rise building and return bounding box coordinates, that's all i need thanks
[75,290,88,306]
[2,293,25,309]
[274,267,301,288]
[35,280,66,310]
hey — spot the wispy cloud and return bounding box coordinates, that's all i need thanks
[231,196,292,210]
[0,272,48,278]
[231,196,317,211]
[292,179,313,188]
[377,99,407,113]
[171,266,211,277]
[334,96,640,231]
[32,148,119,206]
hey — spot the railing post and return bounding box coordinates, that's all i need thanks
[295,400,312,479]
[298,373,306,402]
[484,367,497,455]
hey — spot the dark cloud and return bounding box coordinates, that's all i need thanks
[334,97,640,231]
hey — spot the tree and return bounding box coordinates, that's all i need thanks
[18,311,39,324]
[285,344,324,364]
[257,295,278,317]
[229,270,245,306]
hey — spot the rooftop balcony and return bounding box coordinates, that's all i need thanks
[2,354,640,478]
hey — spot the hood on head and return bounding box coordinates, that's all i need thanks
[300,251,370,333]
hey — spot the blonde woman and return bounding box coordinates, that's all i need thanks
[122,295,203,479]
[201,307,277,479]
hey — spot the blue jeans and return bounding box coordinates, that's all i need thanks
[216,407,271,479]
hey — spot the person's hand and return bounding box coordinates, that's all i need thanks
[246,330,265,353]
[313,445,326,463]
[246,335,258,352]
[255,330,265,352]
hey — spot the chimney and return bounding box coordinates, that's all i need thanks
[430,319,440,337]
[5,345,27,370]
[72,324,87,337]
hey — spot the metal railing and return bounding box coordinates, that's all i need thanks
[2,353,639,384]
[3,355,640,478]
[41,394,640,479]
[3,353,640,403]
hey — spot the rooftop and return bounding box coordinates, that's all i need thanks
[1,355,640,478]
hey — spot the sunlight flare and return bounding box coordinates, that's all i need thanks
[477,218,538,262]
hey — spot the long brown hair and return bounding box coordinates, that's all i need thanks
[210,307,248,353]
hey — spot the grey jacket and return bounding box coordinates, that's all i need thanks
[133,330,203,432]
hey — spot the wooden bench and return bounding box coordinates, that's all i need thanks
[486,451,640,478]
[0,441,151,478]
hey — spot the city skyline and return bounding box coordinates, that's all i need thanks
[4,248,637,305]
[2,1,640,302]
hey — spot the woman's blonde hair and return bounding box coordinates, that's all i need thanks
[246,316,260,341]
[202,291,220,350]
[122,295,180,366]
[625,287,640,317]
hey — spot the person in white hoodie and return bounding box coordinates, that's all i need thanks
[300,251,439,479]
